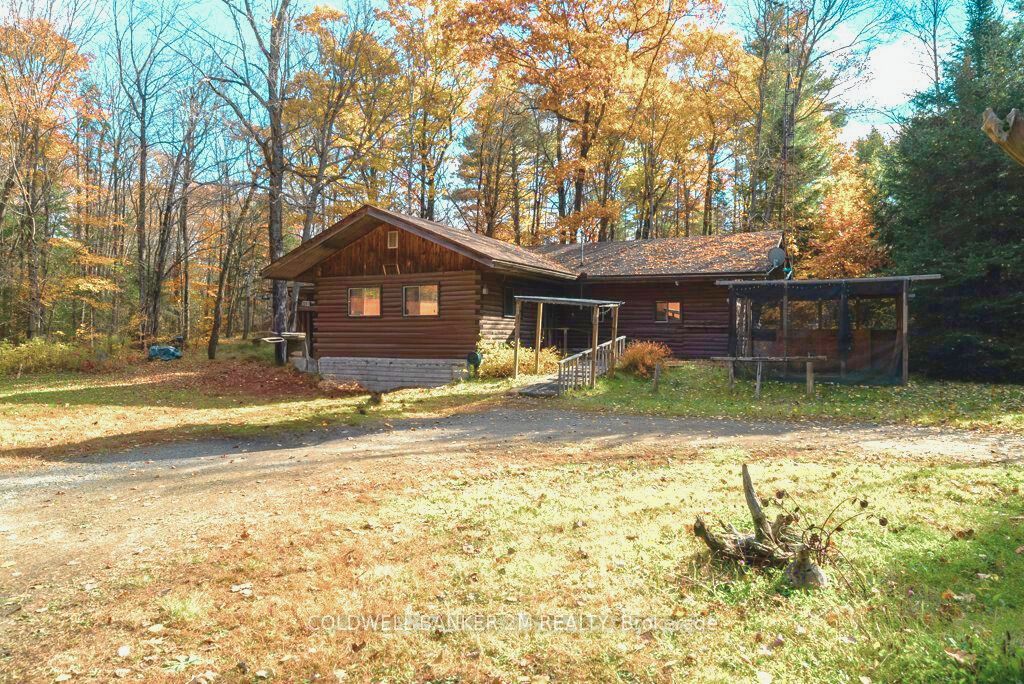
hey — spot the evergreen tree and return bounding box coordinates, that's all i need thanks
[876,0,1024,380]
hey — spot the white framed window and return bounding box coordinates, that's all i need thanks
[655,301,681,323]
[348,287,382,317]
[403,284,439,317]
[387,230,399,249]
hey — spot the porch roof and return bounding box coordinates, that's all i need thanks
[514,295,623,309]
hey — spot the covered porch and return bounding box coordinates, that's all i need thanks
[720,274,941,385]
[511,295,625,395]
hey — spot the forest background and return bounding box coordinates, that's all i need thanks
[0,0,1020,378]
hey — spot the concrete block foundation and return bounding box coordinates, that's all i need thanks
[297,356,467,392]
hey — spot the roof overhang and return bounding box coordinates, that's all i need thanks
[715,274,942,287]
[262,205,578,281]
[261,205,484,280]
[581,270,772,283]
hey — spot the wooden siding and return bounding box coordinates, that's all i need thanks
[319,223,478,277]
[580,280,732,358]
[312,270,480,359]
[478,272,566,346]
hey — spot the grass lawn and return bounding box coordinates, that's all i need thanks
[558,362,1024,434]
[0,340,515,470]
[3,444,1022,682]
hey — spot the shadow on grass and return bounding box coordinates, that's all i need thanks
[0,383,513,465]
[0,412,368,465]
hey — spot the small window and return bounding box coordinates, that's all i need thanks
[655,301,681,323]
[503,287,516,318]
[348,287,381,317]
[387,230,398,249]
[404,284,439,316]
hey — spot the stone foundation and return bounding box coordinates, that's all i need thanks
[298,356,467,392]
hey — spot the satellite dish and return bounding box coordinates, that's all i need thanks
[768,247,787,269]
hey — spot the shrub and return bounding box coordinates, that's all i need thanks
[0,338,129,376]
[475,340,561,379]
[617,340,671,378]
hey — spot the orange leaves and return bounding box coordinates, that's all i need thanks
[802,147,888,278]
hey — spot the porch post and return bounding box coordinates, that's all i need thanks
[610,305,619,375]
[901,280,910,385]
[513,299,522,380]
[589,305,599,388]
[781,281,789,378]
[534,301,544,374]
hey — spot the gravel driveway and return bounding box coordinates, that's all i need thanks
[1,405,1020,588]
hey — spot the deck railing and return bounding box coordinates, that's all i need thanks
[556,336,626,395]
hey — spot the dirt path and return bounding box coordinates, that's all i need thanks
[1,405,1020,592]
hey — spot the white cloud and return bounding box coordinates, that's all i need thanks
[840,34,936,142]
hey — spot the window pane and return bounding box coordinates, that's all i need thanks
[656,301,681,322]
[348,287,381,316]
[404,284,438,316]
[503,287,516,317]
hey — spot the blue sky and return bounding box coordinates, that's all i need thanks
[133,0,962,143]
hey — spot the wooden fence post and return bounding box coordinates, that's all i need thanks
[652,363,661,393]
[806,360,815,397]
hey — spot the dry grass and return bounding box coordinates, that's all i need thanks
[3,443,1021,683]
[0,354,516,471]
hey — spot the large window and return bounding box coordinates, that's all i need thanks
[655,300,681,323]
[348,287,381,317]
[404,284,439,316]
[503,287,516,318]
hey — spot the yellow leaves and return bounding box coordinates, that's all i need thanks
[802,145,888,279]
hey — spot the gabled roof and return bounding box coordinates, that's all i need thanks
[262,204,782,281]
[531,231,783,279]
[261,204,577,280]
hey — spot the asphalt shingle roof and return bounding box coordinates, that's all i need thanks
[262,204,781,280]
[531,231,783,278]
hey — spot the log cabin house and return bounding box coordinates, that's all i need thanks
[262,204,784,390]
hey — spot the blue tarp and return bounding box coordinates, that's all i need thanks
[148,345,182,361]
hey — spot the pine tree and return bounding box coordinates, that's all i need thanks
[876,0,1024,380]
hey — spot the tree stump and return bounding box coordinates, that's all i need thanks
[693,464,829,588]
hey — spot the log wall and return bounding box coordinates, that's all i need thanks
[311,270,480,359]
[580,279,732,358]
[478,272,567,346]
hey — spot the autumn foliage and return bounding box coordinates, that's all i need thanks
[802,148,888,278]
[0,0,899,356]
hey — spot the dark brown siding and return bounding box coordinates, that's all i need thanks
[312,270,480,359]
[581,279,731,358]
[478,272,567,346]
[319,223,478,277]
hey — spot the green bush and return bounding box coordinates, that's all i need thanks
[0,338,127,375]
[616,340,671,378]
[475,340,561,379]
